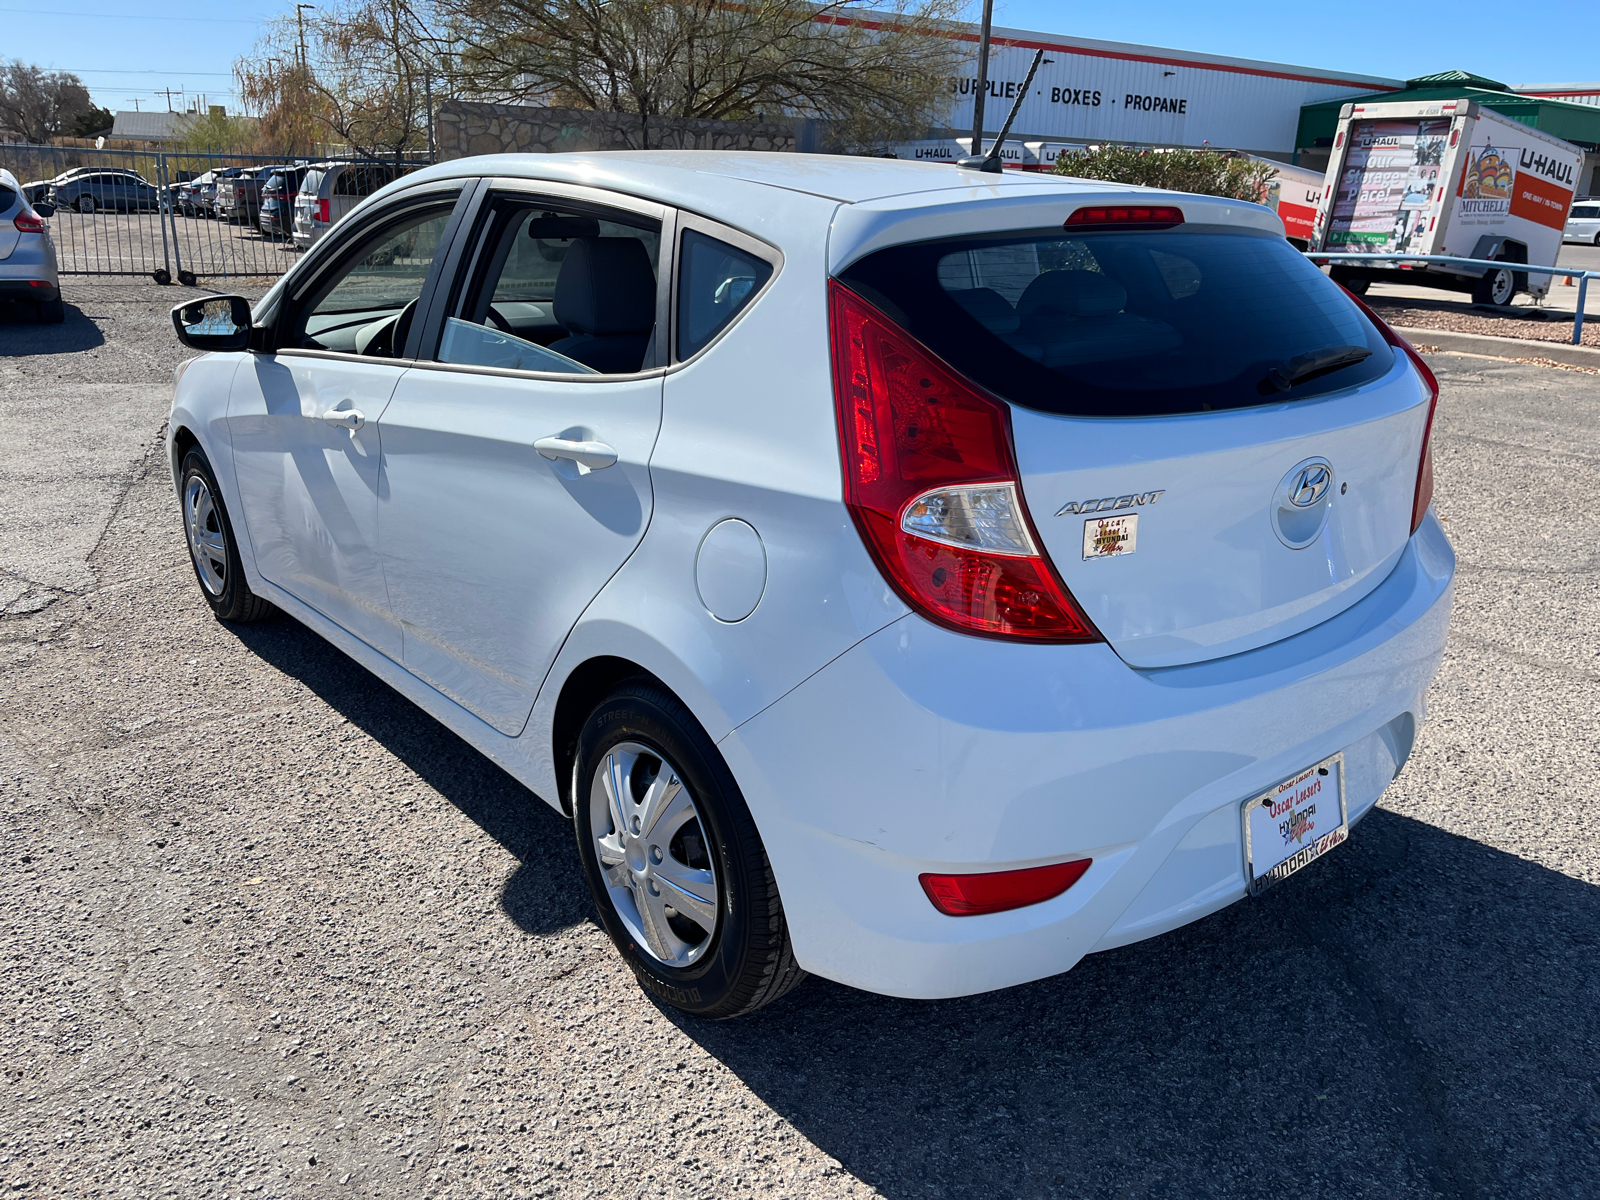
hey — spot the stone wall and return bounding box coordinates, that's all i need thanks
[434,101,800,160]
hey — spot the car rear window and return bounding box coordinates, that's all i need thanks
[0,186,15,211]
[836,225,1394,418]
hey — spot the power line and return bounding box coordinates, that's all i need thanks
[49,68,239,76]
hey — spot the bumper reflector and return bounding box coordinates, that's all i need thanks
[920,859,1092,916]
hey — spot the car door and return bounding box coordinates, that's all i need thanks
[227,182,471,659]
[375,183,668,734]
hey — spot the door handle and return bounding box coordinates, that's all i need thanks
[534,436,617,473]
[322,408,365,433]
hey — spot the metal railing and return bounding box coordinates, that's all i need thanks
[1308,252,1597,346]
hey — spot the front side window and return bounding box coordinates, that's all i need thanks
[290,203,455,357]
[438,198,661,376]
[839,226,1394,417]
[676,229,773,359]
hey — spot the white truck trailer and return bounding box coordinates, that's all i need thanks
[1310,98,1583,306]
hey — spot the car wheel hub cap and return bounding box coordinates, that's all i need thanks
[588,741,719,968]
[183,475,227,596]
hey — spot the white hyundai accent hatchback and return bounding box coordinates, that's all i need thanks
[167,152,1453,1018]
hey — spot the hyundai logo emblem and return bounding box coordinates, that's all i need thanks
[1271,457,1335,550]
[1289,462,1332,508]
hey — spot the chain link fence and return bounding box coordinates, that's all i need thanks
[1,144,433,285]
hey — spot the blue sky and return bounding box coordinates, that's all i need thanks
[2,0,1592,117]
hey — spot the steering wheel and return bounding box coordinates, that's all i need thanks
[355,297,419,358]
[485,304,514,334]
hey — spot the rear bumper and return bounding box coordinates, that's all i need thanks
[719,512,1454,999]
[0,279,59,302]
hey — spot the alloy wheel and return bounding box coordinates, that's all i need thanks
[77,195,95,214]
[183,475,228,596]
[588,741,720,967]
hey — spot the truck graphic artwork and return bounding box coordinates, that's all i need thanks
[1461,144,1513,214]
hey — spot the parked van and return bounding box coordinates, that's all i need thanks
[1565,200,1600,245]
[291,162,411,248]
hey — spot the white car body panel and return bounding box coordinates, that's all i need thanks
[227,354,406,658]
[167,151,1454,1001]
[377,366,664,735]
[1016,358,1429,667]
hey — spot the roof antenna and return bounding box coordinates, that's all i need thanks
[958,49,1050,173]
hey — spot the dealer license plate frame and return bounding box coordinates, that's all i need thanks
[1241,753,1348,897]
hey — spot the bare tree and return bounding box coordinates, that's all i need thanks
[0,61,97,143]
[237,0,438,160]
[432,0,966,149]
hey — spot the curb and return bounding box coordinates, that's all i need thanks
[1391,325,1600,368]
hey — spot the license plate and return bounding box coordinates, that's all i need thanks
[1242,754,1348,896]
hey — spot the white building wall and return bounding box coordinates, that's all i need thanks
[938,27,1400,154]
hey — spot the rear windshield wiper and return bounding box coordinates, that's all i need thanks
[1258,345,1372,395]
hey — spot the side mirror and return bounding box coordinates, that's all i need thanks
[32,201,54,218]
[172,295,254,352]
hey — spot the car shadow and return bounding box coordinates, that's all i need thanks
[0,298,105,354]
[674,810,1600,1198]
[228,613,591,938]
[227,615,1600,1197]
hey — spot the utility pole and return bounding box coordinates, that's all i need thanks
[424,70,435,162]
[296,3,315,71]
[156,87,182,112]
[969,0,994,155]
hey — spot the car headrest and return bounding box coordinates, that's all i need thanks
[1018,269,1127,319]
[553,238,657,336]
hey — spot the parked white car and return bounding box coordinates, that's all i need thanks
[167,152,1453,1017]
[290,161,411,249]
[1564,200,1600,245]
[0,167,62,323]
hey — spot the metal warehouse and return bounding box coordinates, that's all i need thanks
[935,24,1401,160]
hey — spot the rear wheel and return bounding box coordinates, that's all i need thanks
[179,448,275,623]
[573,679,806,1018]
[38,297,63,324]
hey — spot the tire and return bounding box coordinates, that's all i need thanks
[38,298,64,324]
[178,269,197,287]
[178,449,275,623]
[1472,265,1517,307]
[573,679,806,1018]
[76,195,95,214]
[152,268,172,286]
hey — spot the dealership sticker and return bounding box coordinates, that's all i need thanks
[1083,514,1136,559]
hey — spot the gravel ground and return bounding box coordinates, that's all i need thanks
[2,284,1599,1199]
[1364,292,1600,348]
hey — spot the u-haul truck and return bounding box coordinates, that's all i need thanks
[1265,159,1327,248]
[1310,98,1583,306]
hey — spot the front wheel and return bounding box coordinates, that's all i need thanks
[76,195,95,214]
[178,448,275,623]
[573,680,806,1018]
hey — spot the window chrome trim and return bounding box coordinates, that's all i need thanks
[667,211,784,368]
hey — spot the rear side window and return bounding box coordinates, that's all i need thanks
[676,230,773,359]
[0,186,15,211]
[837,227,1394,417]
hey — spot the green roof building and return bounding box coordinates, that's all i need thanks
[1296,71,1600,195]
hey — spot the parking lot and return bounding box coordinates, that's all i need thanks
[1,282,1598,1198]
[44,208,302,283]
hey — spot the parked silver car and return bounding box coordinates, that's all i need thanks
[291,162,411,248]
[0,168,62,323]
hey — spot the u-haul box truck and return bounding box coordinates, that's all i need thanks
[1310,98,1582,306]
[1264,159,1327,248]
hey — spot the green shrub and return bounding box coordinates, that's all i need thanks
[1051,145,1278,203]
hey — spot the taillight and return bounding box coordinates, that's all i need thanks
[13,212,44,233]
[921,859,1093,916]
[1065,205,1183,229]
[828,280,1100,643]
[316,198,330,223]
[1341,286,1439,534]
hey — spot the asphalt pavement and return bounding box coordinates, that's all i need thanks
[1,283,1598,1199]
